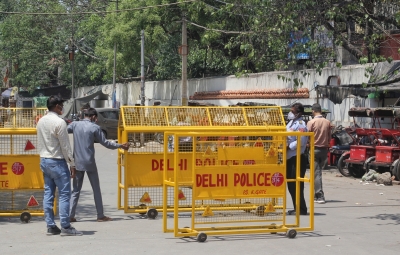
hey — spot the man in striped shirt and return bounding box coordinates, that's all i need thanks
[37,95,82,236]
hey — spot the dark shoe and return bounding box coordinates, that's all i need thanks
[97,216,112,222]
[47,225,61,235]
[70,217,77,222]
[60,226,83,236]
[316,197,326,204]
[287,210,308,216]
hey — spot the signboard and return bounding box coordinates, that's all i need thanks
[194,167,285,199]
[126,151,283,188]
[0,156,43,189]
[126,154,193,186]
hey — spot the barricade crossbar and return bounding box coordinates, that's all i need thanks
[119,106,286,131]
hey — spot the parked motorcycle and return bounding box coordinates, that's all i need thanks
[330,125,357,177]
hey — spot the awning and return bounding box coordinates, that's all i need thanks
[61,89,106,119]
[1,88,12,98]
[318,61,400,104]
[318,83,400,104]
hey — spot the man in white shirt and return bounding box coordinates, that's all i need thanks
[37,95,82,236]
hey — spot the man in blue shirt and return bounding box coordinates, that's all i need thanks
[286,103,309,215]
[67,108,130,222]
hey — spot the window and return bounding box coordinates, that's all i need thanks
[99,110,119,120]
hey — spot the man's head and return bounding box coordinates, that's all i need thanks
[47,95,65,115]
[84,108,98,122]
[311,103,322,116]
[290,102,304,117]
[80,103,90,119]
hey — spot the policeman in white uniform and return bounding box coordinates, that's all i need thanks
[286,103,309,215]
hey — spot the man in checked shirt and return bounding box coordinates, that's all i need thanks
[37,95,82,236]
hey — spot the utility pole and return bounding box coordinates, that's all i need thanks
[8,60,12,88]
[69,5,76,117]
[140,30,145,147]
[181,14,188,106]
[140,30,145,106]
[69,37,75,116]
[113,0,118,96]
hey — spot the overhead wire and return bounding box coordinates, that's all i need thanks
[186,19,254,34]
[0,0,197,15]
[201,1,251,17]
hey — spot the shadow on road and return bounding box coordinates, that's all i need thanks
[359,213,400,225]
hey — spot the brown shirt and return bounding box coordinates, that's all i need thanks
[307,115,331,148]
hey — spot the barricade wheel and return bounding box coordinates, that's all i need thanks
[197,232,207,242]
[20,212,31,223]
[255,206,265,216]
[243,201,252,213]
[270,223,277,234]
[147,208,158,219]
[286,229,297,239]
[138,204,147,215]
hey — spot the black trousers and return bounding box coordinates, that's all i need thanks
[286,154,308,214]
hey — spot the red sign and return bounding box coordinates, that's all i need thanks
[27,195,39,207]
[12,162,24,175]
[271,172,284,187]
[178,190,186,200]
[25,140,36,151]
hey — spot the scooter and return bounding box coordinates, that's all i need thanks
[330,125,357,177]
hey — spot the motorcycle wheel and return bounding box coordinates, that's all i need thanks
[337,153,352,177]
[348,164,365,178]
[392,160,400,181]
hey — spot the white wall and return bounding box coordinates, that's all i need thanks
[76,64,393,128]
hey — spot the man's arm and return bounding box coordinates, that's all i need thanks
[94,126,122,150]
[300,134,309,147]
[306,120,313,132]
[288,123,308,150]
[67,122,74,133]
[57,121,75,167]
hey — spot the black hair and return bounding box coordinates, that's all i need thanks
[84,108,98,117]
[291,102,304,113]
[47,95,65,111]
[311,103,322,113]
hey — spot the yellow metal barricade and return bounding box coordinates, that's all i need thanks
[118,106,286,217]
[164,131,314,241]
[0,108,47,222]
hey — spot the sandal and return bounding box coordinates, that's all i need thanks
[70,218,77,222]
[97,216,112,222]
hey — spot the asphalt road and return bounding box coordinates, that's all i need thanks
[1,136,400,255]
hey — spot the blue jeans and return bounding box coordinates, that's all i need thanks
[40,158,71,229]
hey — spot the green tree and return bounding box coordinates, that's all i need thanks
[0,0,111,91]
[1,0,399,90]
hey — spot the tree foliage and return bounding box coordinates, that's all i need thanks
[0,0,399,91]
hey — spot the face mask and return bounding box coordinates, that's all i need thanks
[288,112,296,120]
